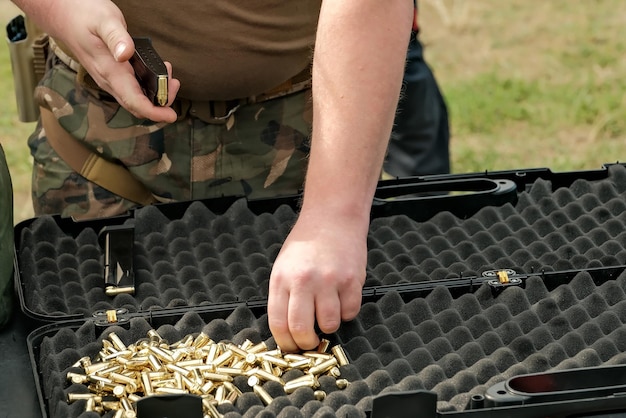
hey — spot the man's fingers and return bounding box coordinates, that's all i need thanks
[315,286,341,335]
[287,288,319,351]
[268,286,297,352]
[164,62,181,106]
[339,273,365,322]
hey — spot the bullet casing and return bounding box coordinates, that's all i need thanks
[331,345,350,366]
[253,384,273,406]
[69,328,351,416]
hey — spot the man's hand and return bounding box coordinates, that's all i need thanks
[268,208,367,352]
[267,0,413,351]
[13,0,180,122]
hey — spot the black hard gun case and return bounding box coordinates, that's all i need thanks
[7,163,626,418]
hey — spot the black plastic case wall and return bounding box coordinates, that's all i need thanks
[15,163,626,418]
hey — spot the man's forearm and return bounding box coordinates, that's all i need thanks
[303,0,414,219]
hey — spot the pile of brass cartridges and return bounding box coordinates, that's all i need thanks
[66,329,350,417]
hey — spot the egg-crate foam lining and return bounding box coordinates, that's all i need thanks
[15,165,626,319]
[30,270,626,418]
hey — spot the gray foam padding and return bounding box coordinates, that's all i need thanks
[18,165,626,317]
[37,271,626,418]
[20,164,626,417]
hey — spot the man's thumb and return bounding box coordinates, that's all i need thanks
[99,22,134,62]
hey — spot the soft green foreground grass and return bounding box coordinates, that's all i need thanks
[1,0,626,223]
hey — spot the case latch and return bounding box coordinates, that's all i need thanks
[93,308,131,327]
[483,269,522,296]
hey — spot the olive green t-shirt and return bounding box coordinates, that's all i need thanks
[114,1,321,100]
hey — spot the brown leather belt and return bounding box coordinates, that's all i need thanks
[50,37,312,124]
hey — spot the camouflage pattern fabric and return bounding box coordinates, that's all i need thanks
[30,58,312,219]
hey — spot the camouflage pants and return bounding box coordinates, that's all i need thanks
[29,59,312,219]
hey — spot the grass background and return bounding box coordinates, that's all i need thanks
[1,0,625,224]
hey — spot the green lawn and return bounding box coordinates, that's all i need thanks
[420,0,626,172]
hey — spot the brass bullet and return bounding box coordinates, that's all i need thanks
[247,341,268,354]
[140,372,153,396]
[224,381,242,396]
[128,393,142,402]
[248,368,284,385]
[107,370,130,382]
[328,367,341,378]
[66,372,88,385]
[247,375,260,388]
[202,372,233,383]
[165,362,191,377]
[309,357,338,376]
[253,384,273,406]
[149,346,175,363]
[214,384,226,403]
[283,354,308,362]
[202,397,222,418]
[105,286,135,296]
[181,375,201,394]
[120,396,134,411]
[85,397,97,412]
[288,358,313,370]
[67,393,101,403]
[76,356,92,368]
[112,384,126,398]
[317,339,330,353]
[177,359,204,368]
[148,354,163,371]
[227,343,248,359]
[260,354,290,369]
[284,374,318,394]
[195,364,216,373]
[336,378,350,389]
[212,350,234,367]
[125,382,139,394]
[147,329,163,344]
[215,367,245,377]
[88,375,114,386]
[193,333,212,349]
[314,390,326,401]
[201,380,215,394]
[225,388,239,404]
[84,362,110,375]
[302,352,333,361]
[102,350,133,361]
[146,371,168,380]
[101,400,121,410]
[154,387,188,395]
[204,344,219,364]
[95,364,123,376]
[176,334,194,349]
[172,348,188,362]
[261,360,274,375]
[108,333,127,351]
[331,345,349,366]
